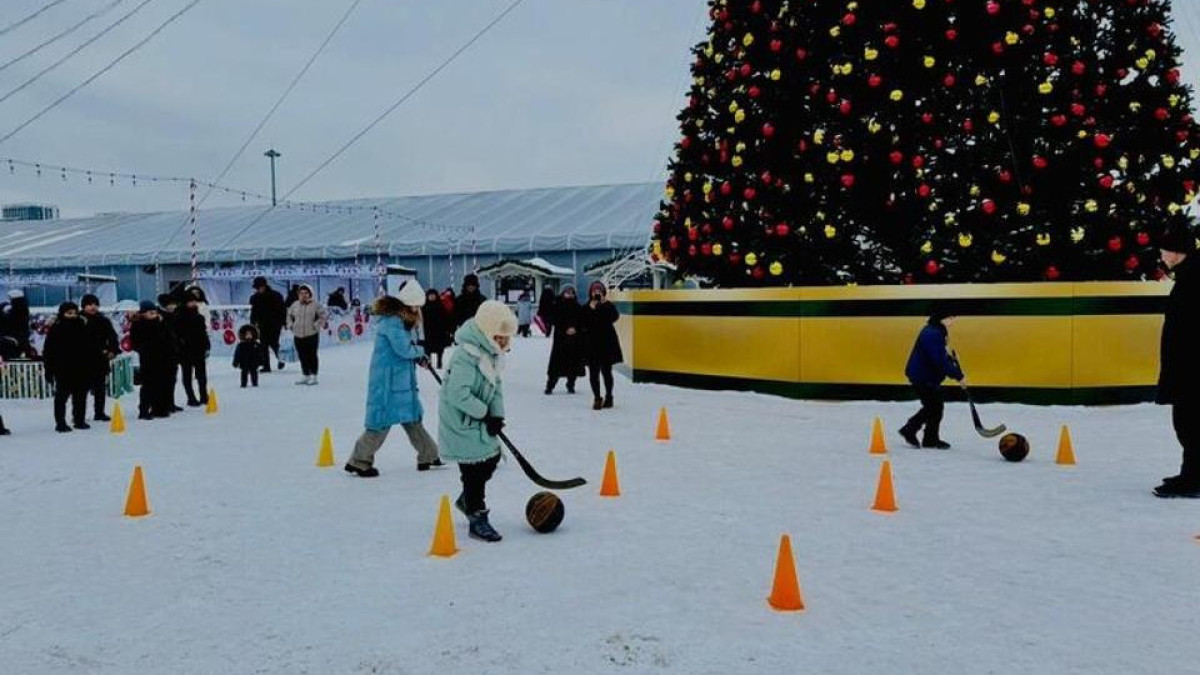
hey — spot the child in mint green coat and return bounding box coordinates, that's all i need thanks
[439,300,517,542]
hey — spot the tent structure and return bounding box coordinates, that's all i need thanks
[477,256,576,302]
[0,272,118,308]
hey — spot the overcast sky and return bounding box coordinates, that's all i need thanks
[0,0,1198,219]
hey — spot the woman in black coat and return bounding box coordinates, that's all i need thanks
[1154,228,1200,498]
[178,296,211,407]
[582,281,623,410]
[421,288,451,369]
[545,286,585,394]
[42,302,94,432]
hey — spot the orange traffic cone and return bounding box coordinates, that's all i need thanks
[768,534,805,612]
[205,389,219,415]
[429,495,458,557]
[655,408,671,441]
[316,428,335,467]
[872,460,897,512]
[124,465,150,517]
[600,450,621,497]
[869,417,887,455]
[109,402,126,434]
[1056,425,1076,466]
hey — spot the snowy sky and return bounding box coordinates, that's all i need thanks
[0,0,1198,219]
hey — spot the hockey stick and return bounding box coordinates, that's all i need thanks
[961,382,1007,438]
[426,366,587,490]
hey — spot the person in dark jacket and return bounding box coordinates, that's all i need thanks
[422,288,451,369]
[1153,227,1200,497]
[80,294,119,422]
[249,276,287,372]
[583,281,623,410]
[131,301,174,419]
[232,324,262,388]
[0,289,32,357]
[327,287,349,311]
[454,274,486,328]
[43,302,94,432]
[158,294,185,412]
[898,310,965,449]
[546,285,585,395]
[178,294,211,406]
[537,286,556,336]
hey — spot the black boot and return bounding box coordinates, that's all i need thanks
[55,422,72,433]
[603,394,614,409]
[94,412,111,422]
[74,420,91,430]
[417,458,444,471]
[467,509,502,542]
[922,438,952,450]
[343,463,379,478]
[544,379,554,395]
[898,426,920,448]
[592,397,603,411]
[0,416,10,435]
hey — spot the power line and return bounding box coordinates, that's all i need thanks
[0,0,157,108]
[0,0,71,40]
[0,0,128,77]
[0,0,200,146]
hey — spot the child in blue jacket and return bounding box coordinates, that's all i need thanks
[899,309,965,449]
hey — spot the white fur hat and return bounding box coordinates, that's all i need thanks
[7,289,23,299]
[474,300,517,338]
[396,279,425,308]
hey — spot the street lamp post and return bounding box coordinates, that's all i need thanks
[264,148,282,206]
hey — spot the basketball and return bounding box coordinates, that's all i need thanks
[998,433,1030,462]
[525,491,565,533]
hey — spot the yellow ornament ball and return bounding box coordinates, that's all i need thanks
[1136,58,1149,70]
[991,250,1007,264]
[1038,81,1053,95]
[975,74,989,86]
[924,56,936,68]
[890,90,904,102]
[920,240,933,254]
[829,26,841,38]
[745,252,758,266]
[1044,7,1056,18]
[1070,227,1085,243]
[743,33,755,47]
[824,224,838,239]
[1017,202,1031,216]
[804,173,815,184]
[827,152,841,164]
[770,69,782,81]
[913,0,926,8]
[1005,32,1019,46]
[814,129,826,145]
[734,109,746,123]
[988,111,1001,124]
[840,149,855,162]
[868,120,882,134]
[728,101,739,113]
[1084,199,1099,212]
[731,155,744,167]
[841,62,854,75]
[702,182,713,194]
[969,185,981,197]
[1163,155,1177,169]
[769,261,783,276]
[865,48,879,61]
[712,243,723,256]
[1036,233,1051,246]
[736,141,747,153]
[958,233,973,248]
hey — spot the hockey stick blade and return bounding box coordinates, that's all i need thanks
[970,400,1008,438]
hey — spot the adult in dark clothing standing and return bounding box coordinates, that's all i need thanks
[80,294,119,422]
[249,276,287,372]
[327,287,349,311]
[898,310,965,449]
[131,301,173,419]
[454,274,486,329]
[537,286,556,336]
[43,302,94,432]
[1153,228,1200,498]
[583,281,623,410]
[0,289,32,357]
[421,288,451,369]
[158,294,185,412]
[545,285,585,395]
[178,294,211,407]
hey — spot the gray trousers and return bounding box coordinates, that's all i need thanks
[349,423,440,469]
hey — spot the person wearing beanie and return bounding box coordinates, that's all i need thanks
[545,285,585,395]
[0,288,32,357]
[80,294,119,421]
[287,284,327,385]
[131,300,174,419]
[582,281,624,410]
[454,273,486,328]
[422,288,452,370]
[438,299,517,542]
[344,291,441,478]
[249,276,287,372]
[42,302,92,432]
[1154,226,1200,497]
[178,292,212,407]
[157,293,185,412]
[898,306,965,449]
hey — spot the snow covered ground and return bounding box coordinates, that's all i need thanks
[1,337,1197,674]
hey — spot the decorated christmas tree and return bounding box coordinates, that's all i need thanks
[651,0,1200,286]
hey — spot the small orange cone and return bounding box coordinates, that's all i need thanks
[123,465,150,517]
[205,389,219,415]
[869,417,887,455]
[872,460,897,512]
[429,495,458,557]
[600,450,621,497]
[109,402,126,434]
[768,534,805,612]
[1056,425,1076,465]
[655,407,671,441]
[316,428,335,467]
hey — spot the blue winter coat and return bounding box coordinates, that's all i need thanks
[904,322,964,387]
[363,316,425,431]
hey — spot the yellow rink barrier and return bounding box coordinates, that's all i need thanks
[611,281,1170,405]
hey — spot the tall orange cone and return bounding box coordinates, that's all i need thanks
[869,417,888,454]
[109,402,126,434]
[1056,425,1076,465]
[316,428,335,467]
[123,465,150,517]
[767,534,805,612]
[655,407,671,441]
[872,460,897,512]
[600,450,621,497]
[429,495,458,557]
[205,388,219,415]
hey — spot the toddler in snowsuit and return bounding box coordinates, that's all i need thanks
[438,300,517,542]
[232,325,262,387]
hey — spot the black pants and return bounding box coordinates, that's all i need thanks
[240,367,259,387]
[139,364,173,417]
[1173,400,1200,482]
[260,325,282,370]
[459,454,501,514]
[89,371,107,417]
[518,324,531,337]
[588,361,614,398]
[295,335,320,376]
[54,383,87,426]
[903,384,945,443]
[181,357,208,404]
[546,376,578,393]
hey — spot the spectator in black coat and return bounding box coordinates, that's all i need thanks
[537,287,556,336]
[545,285,585,395]
[178,294,211,407]
[131,301,175,419]
[233,324,262,388]
[158,294,185,412]
[454,274,486,328]
[421,288,451,369]
[327,287,349,311]
[80,294,119,422]
[1154,227,1200,498]
[42,302,93,432]
[249,276,287,372]
[583,281,623,410]
[0,289,32,357]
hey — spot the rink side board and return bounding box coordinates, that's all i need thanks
[611,281,1168,405]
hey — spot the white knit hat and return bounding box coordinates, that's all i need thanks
[7,289,23,299]
[474,300,517,339]
[396,279,425,308]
